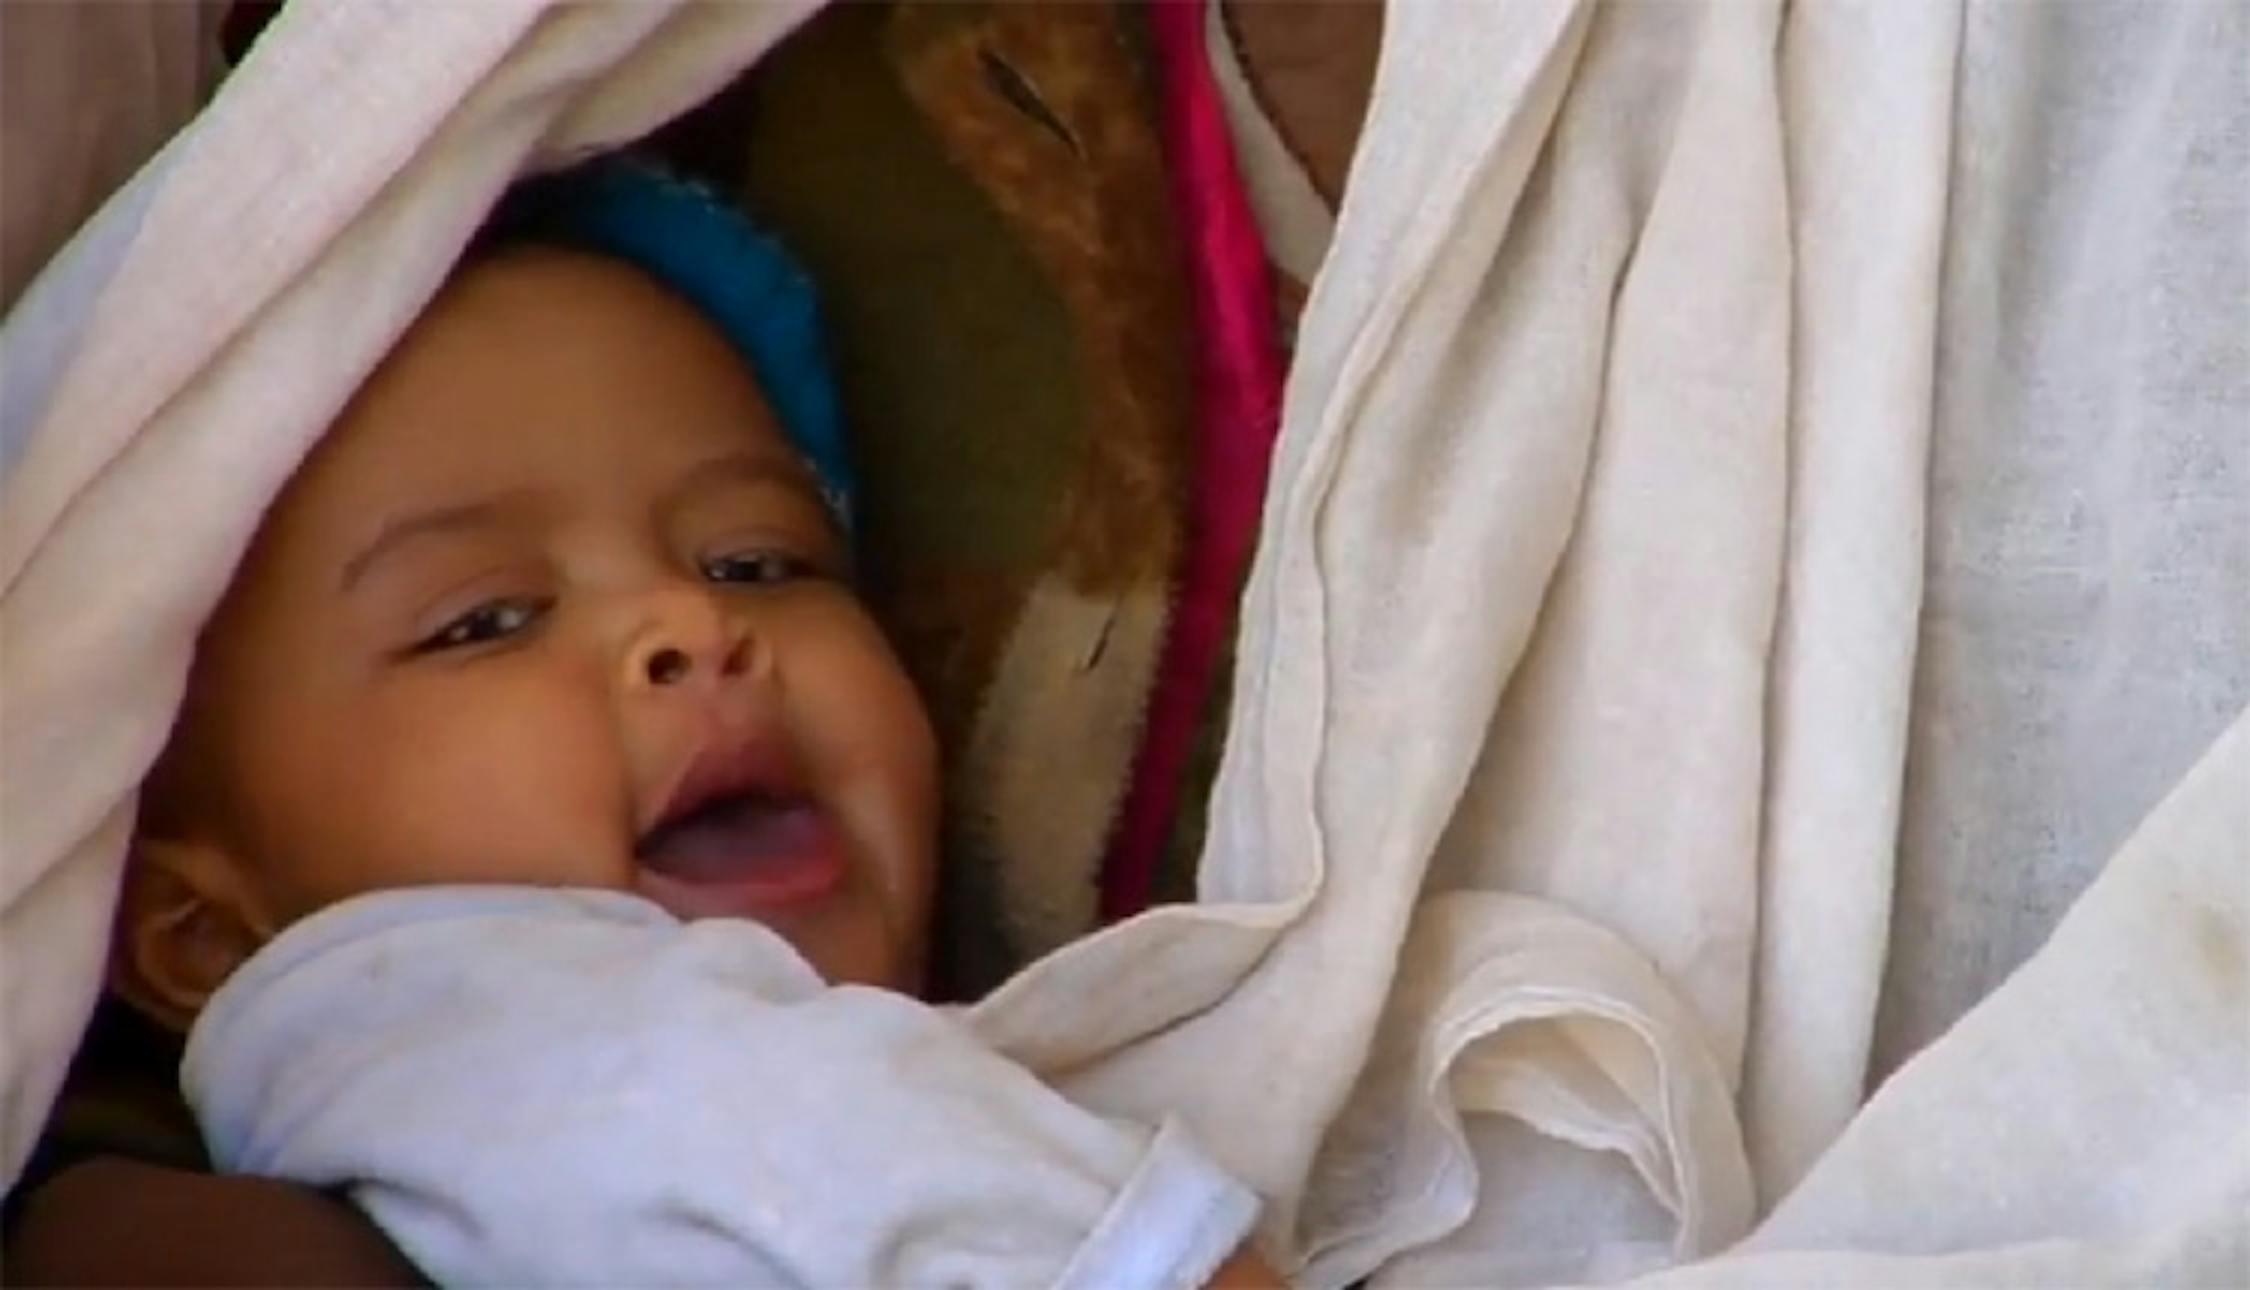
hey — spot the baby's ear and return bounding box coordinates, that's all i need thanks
[111,836,273,1032]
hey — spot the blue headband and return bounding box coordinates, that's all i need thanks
[488,159,855,530]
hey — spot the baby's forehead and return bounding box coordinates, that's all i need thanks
[418,246,738,365]
[264,251,824,555]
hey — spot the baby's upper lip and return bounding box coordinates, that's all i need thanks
[638,724,808,848]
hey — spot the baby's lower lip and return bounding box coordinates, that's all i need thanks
[632,802,849,920]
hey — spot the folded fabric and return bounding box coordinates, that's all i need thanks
[186,886,1257,1288]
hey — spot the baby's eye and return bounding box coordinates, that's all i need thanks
[701,550,819,587]
[412,597,550,654]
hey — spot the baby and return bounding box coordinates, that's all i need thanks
[107,162,1263,1288]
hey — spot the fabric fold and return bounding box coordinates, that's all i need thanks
[1300,894,1751,1287]
[1739,0,1961,1194]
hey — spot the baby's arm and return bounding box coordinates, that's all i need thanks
[8,1161,1288,1287]
[6,1156,427,1286]
[184,888,1266,1289]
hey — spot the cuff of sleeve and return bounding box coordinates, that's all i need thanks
[1053,1117,1261,1290]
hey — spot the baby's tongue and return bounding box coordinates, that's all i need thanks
[641,796,832,884]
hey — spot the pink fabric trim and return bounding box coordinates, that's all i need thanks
[1101,0,1285,920]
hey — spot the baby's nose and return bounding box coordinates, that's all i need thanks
[620,584,758,695]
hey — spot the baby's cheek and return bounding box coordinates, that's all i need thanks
[332,679,632,895]
[817,628,940,930]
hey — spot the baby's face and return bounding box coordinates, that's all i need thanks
[149,249,936,992]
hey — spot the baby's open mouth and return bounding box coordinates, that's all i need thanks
[633,736,849,918]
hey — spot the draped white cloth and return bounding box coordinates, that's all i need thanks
[3,2,2242,1285]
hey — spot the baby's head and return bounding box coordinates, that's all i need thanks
[116,168,938,1028]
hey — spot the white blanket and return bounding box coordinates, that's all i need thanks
[3,1,2243,1285]
[186,887,1255,1289]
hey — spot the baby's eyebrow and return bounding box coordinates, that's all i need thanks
[659,451,820,514]
[340,499,515,591]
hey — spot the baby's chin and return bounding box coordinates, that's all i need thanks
[632,862,918,993]
[770,888,921,992]
[798,924,918,992]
